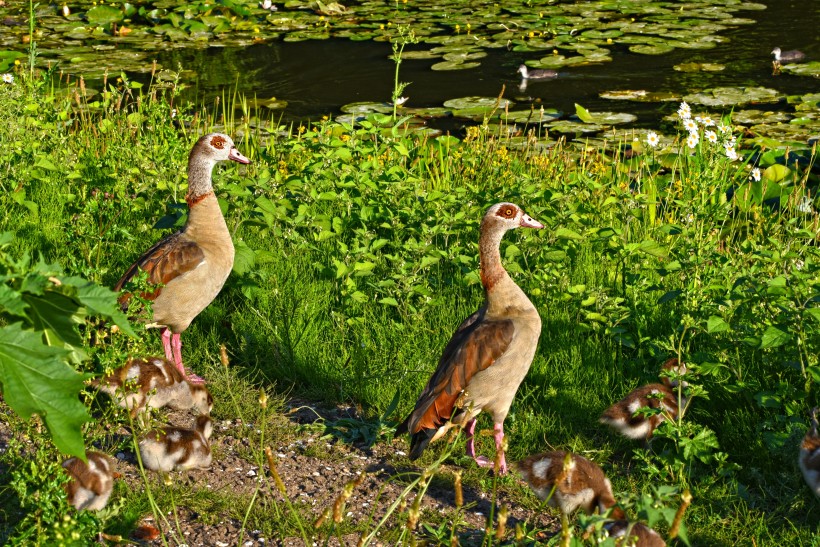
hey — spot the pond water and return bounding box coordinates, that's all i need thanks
[149,0,820,132]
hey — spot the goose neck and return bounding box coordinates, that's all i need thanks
[479,224,508,291]
[186,157,216,201]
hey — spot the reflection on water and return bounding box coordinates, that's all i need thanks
[154,0,819,131]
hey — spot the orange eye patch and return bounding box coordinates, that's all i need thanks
[210,135,226,149]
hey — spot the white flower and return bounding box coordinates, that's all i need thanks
[684,118,698,133]
[687,132,699,149]
[394,96,409,106]
[724,136,737,149]
[725,146,738,161]
[677,101,691,120]
[705,130,717,143]
[718,123,731,134]
[750,167,761,181]
[1,74,13,84]
[646,131,660,148]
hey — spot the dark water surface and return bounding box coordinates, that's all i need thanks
[155,0,820,130]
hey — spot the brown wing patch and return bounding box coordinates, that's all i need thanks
[210,135,226,149]
[115,231,205,302]
[406,309,514,433]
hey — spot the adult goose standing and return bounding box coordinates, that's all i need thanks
[799,407,820,498]
[396,202,543,474]
[115,134,250,383]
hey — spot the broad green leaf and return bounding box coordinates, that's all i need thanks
[637,239,668,258]
[0,284,28,317]
[22,292,87,363]
[555,227,584,240]
[57,276,136,337]
[706,316,730,333]
[378,297,399,307]
[0,323,89,458]
[232,240,256,275]
[759,326,790,349]
[85,5,124,25]
[574,103,594,123]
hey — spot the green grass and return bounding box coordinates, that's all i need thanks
[1,63,819,545]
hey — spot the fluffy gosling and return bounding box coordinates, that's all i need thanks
[604,520,666,547]
[139,415,213,472]
[517,450,622,516]
[94,356,213,417]
[600,358,687,442]
[62,451,116,511]
[799,407,820,498]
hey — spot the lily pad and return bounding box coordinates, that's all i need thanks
[781,62,820,78]
[430,60,481,71]
[673,62,725,72]
[443,96,514,110]
[731,110,790,125]
[340,101,393,114]
[502,108,563,124]
[683,87,782,107]
[548,120,605,135]
[629,43,675,55]
[599,90,681,102]
[84,5,124,25]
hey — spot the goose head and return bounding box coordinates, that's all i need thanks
[517,64,529,77]
[482,202,544,233]
[192,133,251,165]
[771,47,782,60]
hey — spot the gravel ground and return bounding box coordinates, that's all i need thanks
[1,399,558,546]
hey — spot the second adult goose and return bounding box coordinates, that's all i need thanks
[115,134,250,383]
[396,202,543,474]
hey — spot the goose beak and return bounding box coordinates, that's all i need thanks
[520,214,544,229]
[228,148,251,164]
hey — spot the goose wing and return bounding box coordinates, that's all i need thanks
[401,307,514,435]
[114,231,205,300]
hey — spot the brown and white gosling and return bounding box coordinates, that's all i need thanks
[599,358,687,442]
[139,415,213,472]
[62,451,116,511]
[94,356,213,417]
[517,450,622,516]
[799,407,820,498]
[603,520,666,547]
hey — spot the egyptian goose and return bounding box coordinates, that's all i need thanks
[799,407,820,498]
[396,202,543,474]
[94,356,213,417]
[517,450,623,516]
[62,451,116,511]
[517,64,558,80]
[599,358,687,442]
[115,133,250,383]
[771,47,806,63]
[603,520,666,547]
[139,414,213,472]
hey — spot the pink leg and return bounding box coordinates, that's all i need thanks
[171,332,205,384]
[472,422,507,474]
[161,328,174,361]
[465,419,478,458]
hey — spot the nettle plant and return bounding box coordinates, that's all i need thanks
[0,231,134,458]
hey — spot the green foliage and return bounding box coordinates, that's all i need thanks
[0,233,135,458]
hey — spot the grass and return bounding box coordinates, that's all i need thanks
[0,60,819,546]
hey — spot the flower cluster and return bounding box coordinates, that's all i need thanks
[676,101,738,159]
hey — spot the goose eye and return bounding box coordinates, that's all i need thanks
[503,207,515,217]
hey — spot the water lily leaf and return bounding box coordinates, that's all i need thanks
[85,5,124,25]
[781,62,820,78]
[684,87,781,107]
[629,43,675,55]
[674,62,725,72]
[762,164,791,183]
[443,96,513,110]
[431,60,481,71]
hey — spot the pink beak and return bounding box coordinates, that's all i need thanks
[520,213,544,229]
[228,147,251,164]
